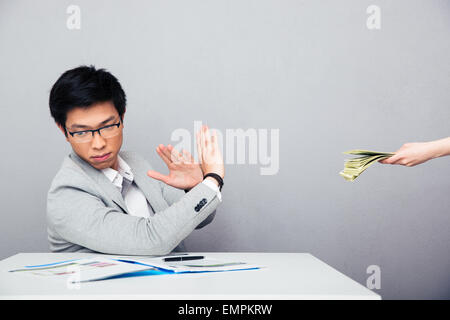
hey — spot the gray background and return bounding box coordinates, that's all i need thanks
[0,0,449,299]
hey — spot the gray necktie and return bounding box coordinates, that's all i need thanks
[121,176,133,198]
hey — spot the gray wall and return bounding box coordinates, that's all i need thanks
[1,0,449,299]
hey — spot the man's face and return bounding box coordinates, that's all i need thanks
[60,101,124,170]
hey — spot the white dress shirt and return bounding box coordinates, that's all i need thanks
[102,155,221,218]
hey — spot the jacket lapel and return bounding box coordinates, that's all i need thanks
[69,151,130,214]
[120,151,169,213]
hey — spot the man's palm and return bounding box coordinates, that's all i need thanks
[147,144,203,190]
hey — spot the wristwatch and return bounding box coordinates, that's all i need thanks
[203,173,224,191]
[184,173,224,193]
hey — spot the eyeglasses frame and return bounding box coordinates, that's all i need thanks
[66,119,122,142]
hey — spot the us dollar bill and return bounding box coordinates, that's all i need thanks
[340,150,395,181]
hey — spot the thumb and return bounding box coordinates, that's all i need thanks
[147,170,170,183]
[381,154,399,165]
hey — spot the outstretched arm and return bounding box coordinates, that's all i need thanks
[380,137,450,167]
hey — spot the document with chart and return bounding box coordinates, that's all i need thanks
[8,255,262,283]
[8,257,156,282]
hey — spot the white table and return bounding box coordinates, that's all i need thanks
[0,252,380,300]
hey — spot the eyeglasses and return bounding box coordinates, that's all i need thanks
[66,120,122,143]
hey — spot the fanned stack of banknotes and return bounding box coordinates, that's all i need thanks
[340,150,395,181]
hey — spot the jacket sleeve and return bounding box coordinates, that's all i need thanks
[159,181,217,229]
[47,180,220,256]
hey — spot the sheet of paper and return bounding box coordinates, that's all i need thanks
[116,256,262,273]
[8,257,155,282]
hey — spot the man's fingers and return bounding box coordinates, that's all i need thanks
[196,125,215,163]
[161,144,175,162]
[196,131,203,164]
[200,127,206,157]
[160,144,181,164]
[167,144,184,164]
[204,125,212,149]
[157,144,186,165]
[182,149,195,163]
[156,145,171,165]
[379,157,391,164]
[211,129,218,147]
[177,148,190,163]
[211,129,221,154]
[382,154,400,164]
[147,170,170,183]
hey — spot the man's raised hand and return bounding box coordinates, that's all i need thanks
[196,125,225,179]
[147,144,203,190]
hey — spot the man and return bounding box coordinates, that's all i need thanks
[47,65,224,255]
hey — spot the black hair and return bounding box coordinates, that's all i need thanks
[49,65,126,134]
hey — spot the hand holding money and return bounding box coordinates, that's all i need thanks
[340,150,394,181]
[379,138,450,167]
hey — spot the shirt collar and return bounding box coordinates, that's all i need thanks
[101,155,134,190]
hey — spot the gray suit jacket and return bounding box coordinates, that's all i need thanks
[47,150,220,255]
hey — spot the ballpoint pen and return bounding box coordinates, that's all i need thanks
[163,255,205,262]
